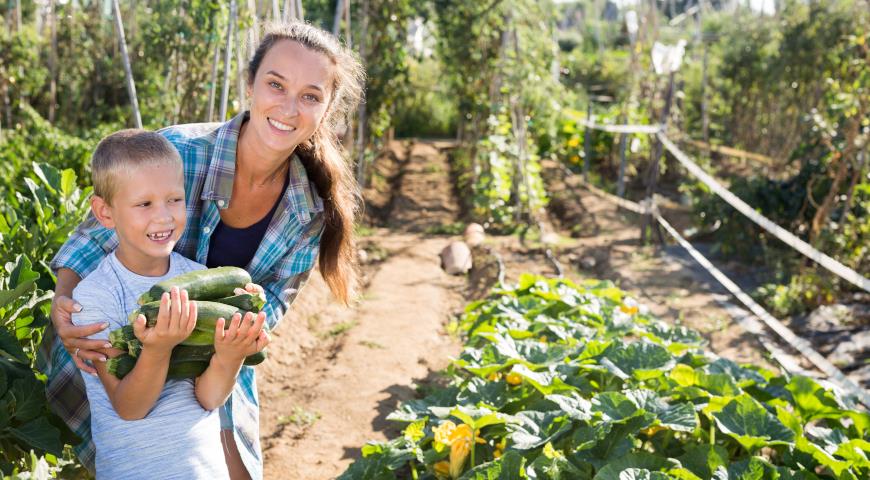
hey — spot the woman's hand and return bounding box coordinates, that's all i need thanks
[51,294,111,375]
[133,287,198,354]
[233,282,266,301]
[213,311,270,365]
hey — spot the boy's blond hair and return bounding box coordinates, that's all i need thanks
[91,129,182,205]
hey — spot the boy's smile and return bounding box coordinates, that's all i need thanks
[91,163,187,276]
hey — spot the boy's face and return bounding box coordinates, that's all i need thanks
[91,162,186,272]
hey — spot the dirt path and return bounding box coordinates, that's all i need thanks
[259,141,465,479]
[257,140,784,479]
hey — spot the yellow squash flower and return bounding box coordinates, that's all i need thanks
[433,460,451,478]
[506,372,522,385]
[434,420,457,447]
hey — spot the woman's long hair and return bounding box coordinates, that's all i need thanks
[248,22,365,304]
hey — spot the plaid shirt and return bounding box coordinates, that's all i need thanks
[39,111,324,479]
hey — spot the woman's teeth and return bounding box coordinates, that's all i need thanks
[268,118,295,132]
[147,230,172,241]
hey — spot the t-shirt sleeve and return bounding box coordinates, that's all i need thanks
[71,283,124,343]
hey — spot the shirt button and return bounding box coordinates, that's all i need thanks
[203,226,211,234]
[217,200,225,207]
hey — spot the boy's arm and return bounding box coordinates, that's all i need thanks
[194,312,269,411]
[93,347,174,421]
[81,289,196,421]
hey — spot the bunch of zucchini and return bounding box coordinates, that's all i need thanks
[106,267,268,379]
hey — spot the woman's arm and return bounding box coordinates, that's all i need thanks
[50,214,119,373]
[52,267,111,374]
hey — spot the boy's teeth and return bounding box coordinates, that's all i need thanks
[268,118,294,131]
[147,230,172,240]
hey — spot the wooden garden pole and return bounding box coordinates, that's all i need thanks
[207,31,221,122]
[355,0,369,187]
[271,0,280,21]
[617,115,628,198]
[219,0,237,122]
[112,0,142,128]
[236,18,246,112]
[332,0,345,35]
[583,101,593,182]
[48,0,57,123]
[640,72,675,245]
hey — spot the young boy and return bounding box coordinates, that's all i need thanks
[71,129,269,479]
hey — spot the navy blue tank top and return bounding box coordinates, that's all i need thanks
[206,177,288,269]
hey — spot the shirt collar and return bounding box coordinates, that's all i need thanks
[201,111,324,225]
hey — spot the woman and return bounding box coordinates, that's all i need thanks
[42,22,364,480]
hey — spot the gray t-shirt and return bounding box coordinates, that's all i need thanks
[72,251,229,480]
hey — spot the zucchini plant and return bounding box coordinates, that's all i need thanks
[341,274,870,479]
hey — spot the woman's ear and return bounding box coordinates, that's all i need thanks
[91,195,116,229]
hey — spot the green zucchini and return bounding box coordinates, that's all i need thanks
[106,354,210,380]
[111,348,266,378]
[107,354,136,378]
[214,293,265,313]
[132,300,248,333]
[109,325,135,350]
[137,266,251,305]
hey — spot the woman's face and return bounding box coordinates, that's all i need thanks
[247,40,334,156]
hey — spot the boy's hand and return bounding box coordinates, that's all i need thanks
[133,287,197,354]
[213,311,269,364]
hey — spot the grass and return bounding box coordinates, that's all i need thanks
[277,406,321,428]
[319,320,358,339]
[359,340,385,349]
[423,222,466,236]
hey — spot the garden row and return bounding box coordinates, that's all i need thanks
[340,274,869,479]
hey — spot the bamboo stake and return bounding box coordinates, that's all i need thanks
[271,0,280,21]
[247,0,259,59]
[237,21,246,112]
[207,31,221,122]
[48,0,57,123]
[112,0,142,128]
[355,0,369,187]
[219,0,238,122]
[332,0,344,35]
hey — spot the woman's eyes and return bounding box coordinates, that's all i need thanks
[268,80,321,103]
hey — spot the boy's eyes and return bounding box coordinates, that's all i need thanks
[135,198,183,207]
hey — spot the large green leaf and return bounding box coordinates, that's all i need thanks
[510,364,575,395]
[677,445,729,479]
[711,396,795,452]
[624,389,698,433]
[458,450,526,480]
[592,452,677,480]
[506,410,573,450]
[8,416,64,456]
[9,375,45,423]
[0,256,39,308]
[0,326,29,364]
[546,393,593,421]
[784,376,844,422]
[617,469,671,480]
[605,342,674,381]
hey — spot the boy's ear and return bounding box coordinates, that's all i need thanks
[91,195,116,229]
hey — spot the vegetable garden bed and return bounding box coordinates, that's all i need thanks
[340,274,869,479]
